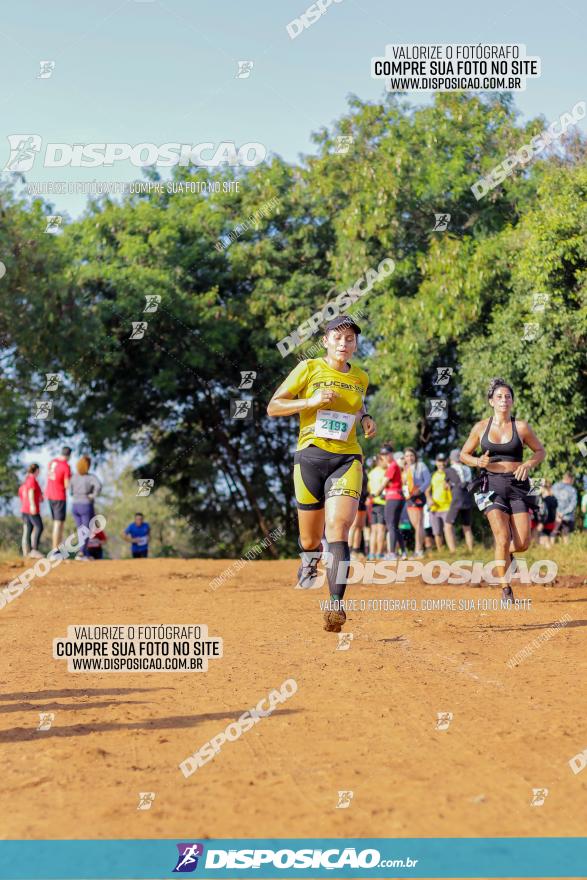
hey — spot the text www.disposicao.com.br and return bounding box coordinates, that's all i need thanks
[71,657,201,671]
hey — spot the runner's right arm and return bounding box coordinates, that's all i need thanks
[267,362,338,417]
[460,421,490,468]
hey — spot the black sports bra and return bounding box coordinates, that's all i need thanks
[480,416,523,462]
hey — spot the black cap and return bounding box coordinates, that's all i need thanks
[324,315,361,335]
[380,445,394,455]
[436,453,447,461]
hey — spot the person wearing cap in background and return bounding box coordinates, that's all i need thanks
[444,449,474,552]
[426,453,454,552]
[267,315,376,633]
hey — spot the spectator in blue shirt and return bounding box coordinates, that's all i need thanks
[122,512,151,558]
[551,473,578,543]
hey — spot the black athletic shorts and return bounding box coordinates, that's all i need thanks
[446,499,473,526]
[49,500,66,522]
[370,504,386,525]
[559,518,575,536]
[483,471,538,516]
[132,549,149,559]
[293,444,363,511]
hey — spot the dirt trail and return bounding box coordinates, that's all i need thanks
[1,557,586,844]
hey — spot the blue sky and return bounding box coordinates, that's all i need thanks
[0,0,585,219]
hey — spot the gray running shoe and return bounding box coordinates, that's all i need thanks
[295,556,320,589]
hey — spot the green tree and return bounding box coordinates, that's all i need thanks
[0,182,69,498]
[0,92,585,555]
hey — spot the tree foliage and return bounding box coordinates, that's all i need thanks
[0,92,585,550]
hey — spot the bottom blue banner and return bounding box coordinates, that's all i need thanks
[0,838,585,879]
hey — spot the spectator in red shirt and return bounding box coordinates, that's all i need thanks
[20,463,44,558]
[382,445,407,560]
[45,446,72,551]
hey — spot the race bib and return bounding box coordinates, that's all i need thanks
[474,491,495,512]
[134,536,148,546]
[314,409,353,441]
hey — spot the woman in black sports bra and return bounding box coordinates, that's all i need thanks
[460,378,545,600]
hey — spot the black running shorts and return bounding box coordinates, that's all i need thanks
[293,444,363,511]
[49,500,67,522]
[484,472,537,516]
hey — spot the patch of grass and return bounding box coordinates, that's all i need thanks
[423,532,587,577]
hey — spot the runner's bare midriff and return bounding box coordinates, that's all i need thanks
[486,460,522,474]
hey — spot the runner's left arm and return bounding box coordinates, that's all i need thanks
[357,401,376,440]
[515,422,546,481]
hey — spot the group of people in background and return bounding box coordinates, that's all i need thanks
[17,446,151,561]
[350,444,587,561]
[535,472,583,545]
[14,443,587,567]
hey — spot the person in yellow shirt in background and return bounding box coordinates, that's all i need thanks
[426,453,455,552]
[367,451,389,559]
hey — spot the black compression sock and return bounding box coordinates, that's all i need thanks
[327,540,350,601]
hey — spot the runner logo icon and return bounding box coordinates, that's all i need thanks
[173,843,204,872]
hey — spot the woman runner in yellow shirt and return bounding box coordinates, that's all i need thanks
[267,316,376,632]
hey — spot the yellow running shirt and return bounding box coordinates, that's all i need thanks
[281,357,369,455]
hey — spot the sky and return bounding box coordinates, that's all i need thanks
[0,0,585,219]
